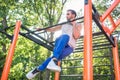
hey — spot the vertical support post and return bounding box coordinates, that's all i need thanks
[112,37,120,80]
[1,21,21,80]
[83,0,93,80]
[54,61,61,80]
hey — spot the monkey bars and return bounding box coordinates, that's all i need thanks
[57,0,120,80]
[0,0,120,80]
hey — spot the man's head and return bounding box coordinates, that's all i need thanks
[66,9,77,21]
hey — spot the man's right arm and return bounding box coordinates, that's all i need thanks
[46,25,62,32]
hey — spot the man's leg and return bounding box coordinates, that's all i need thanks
[46,35,70,71]
[52,34,69,59]
[46,45,73,73]
[37,57,52,71]
[58,45,73,60]
[26,57,52,79]
[38,34,69,70]
[26,35,69,79]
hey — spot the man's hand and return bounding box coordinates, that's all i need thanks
[71,20,76,26]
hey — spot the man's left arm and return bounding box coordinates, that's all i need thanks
[73,23,82,40]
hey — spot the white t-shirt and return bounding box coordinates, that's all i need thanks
[61,23,76,49]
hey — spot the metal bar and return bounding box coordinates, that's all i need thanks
[112,37,120,80]
[20,33,53,51]
[76,43,111,50]
[77,40,109,46]
[80,32,104,38]
[100,0,120,22]
[109,18,120,34]
[84,0,93,80]
[92,13,115,47]
[108,15,120,34]
[92,4,98,13]
[75,46,112,53]
[60,74,112,77]
[1,21,21,80]
[31,33,54,46]
[101,24,111,34]
[77,36,108,43]
[92,43,111,48]
[108,15,116,29]
[0,25,15,31]
[21,25,54,46]
[60,74,83,77]
[77,32,105,43]
[62,64,111,69]
[0,31,13,40]
[116,18,120,27]
[62,55,111,61]
[24,17,84,34]
[54,61,61,80]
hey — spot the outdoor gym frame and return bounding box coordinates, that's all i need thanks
[1,0,120,80]
[54,0,120,80]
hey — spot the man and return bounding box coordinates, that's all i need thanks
[26,9,82,79]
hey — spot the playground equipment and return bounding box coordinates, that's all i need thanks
[0,0,120,80]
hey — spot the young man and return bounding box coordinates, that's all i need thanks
[26,9,82,79]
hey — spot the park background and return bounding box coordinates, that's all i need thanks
[0,0,120,80]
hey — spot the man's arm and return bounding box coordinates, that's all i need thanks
[46,25,62,32]
[72,23,82,40]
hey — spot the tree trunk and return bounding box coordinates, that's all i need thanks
[1,16,8,52]
[44,69,50,80]
[1,16,8,29]
[2,43,6,53]
[38,71,43,80]
[44,32,54,80]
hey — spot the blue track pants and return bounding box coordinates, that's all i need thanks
[38,35,73,71]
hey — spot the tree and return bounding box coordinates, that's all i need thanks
[0,0,68,79]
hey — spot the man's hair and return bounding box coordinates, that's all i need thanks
[67,9,77,17]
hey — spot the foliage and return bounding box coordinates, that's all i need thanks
[0,0,67,80]
[8,36,49,79]
[94,0,120,27]
[0,0,120,80]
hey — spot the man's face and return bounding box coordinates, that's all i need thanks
[66,11,75,21]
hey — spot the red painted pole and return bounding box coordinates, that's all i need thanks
[101,24,111,34]
[100,0,120,22]
[112,37,120,80]
[83,0,93,80]
[108,15,116,27]
[109,18,120,34]
[116,18,120,27]
[54,61,61,80]
[1,21,21,80]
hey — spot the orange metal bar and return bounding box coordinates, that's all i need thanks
[101,24,111,34]
[116,18,120,27]
[108,15,116,28]
[109,18,120,34]
[108,15,116,34]
[1,21,21,80]
[100,0,120,22]
[83,0,93,80]
[54,61,61,80]
[112,37,120,80]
